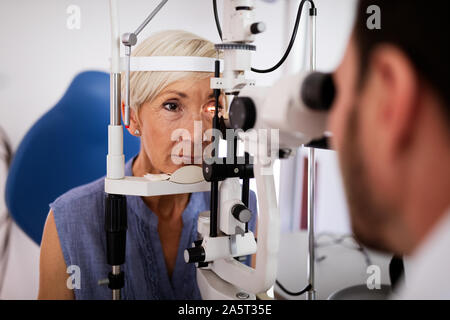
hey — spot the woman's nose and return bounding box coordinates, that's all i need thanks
[182,115,202,143]
[182,105,216,136]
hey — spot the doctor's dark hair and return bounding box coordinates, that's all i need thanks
[354,0,450,124]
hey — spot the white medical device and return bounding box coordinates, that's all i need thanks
[106,0,333,301]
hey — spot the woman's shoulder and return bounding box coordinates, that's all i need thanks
[49,176,106,236]
[50,176,105,213]
[48,177,110,299]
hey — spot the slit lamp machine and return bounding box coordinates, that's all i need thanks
[105,0,335,300]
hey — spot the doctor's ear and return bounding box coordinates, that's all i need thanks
[368,45,418,156]
[121,101,141,137]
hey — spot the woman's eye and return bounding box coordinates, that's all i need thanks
[162,102,180,112]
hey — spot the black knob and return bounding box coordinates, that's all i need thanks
[301,72,336,111]
[250,22,266,34]
[184,246,206,264]
[231,204,252,223]
[229,97,257,131]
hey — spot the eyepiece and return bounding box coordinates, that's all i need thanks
[229,97,257,131]
[301,72,336,111]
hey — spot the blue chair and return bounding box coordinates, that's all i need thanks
[5,71,140,244]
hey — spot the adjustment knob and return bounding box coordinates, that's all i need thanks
[250,22,266,34]
[231,204,252,223]
[184,246,206,264]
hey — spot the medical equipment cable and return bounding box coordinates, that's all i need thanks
[275,233,373,298]
[212,0,316,74]
[276,280,312,297]
[314,233,373,267]
[213,0,222,41]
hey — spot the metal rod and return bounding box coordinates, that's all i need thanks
[111,73,122,126]
[209,60,221,238]
[306,9,317,301]
[112,265,121,300]
[243,152,250,233]
[112,289,120,300]
[310,14,316,71]
[124,46,131,127]
[306,148,316,300]
[121,0,168,128]
[134,0,168,36]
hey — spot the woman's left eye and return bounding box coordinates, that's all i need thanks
[162,102,180,112]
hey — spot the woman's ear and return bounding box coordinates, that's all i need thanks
[121,101,141,137]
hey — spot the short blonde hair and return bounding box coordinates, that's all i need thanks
[122,30,219,120]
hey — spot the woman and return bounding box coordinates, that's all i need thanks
[38,30,257,300]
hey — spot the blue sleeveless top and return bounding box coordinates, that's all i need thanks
[50,156,257,300]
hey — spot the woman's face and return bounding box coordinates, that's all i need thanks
[128,76,224,174]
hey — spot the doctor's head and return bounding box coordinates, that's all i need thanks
[329,0,450,255]
[122,30,224,175]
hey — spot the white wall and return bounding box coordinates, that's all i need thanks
[0,0,356,299]
[279,0,356,234]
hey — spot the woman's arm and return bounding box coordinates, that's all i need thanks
[37,209,75,300]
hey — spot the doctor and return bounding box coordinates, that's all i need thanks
[329,0,450,298]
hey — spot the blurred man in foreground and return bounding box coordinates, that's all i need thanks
[329,0,450,299]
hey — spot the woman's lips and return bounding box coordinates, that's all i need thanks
[171,155,203,164]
